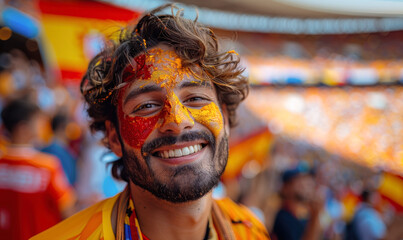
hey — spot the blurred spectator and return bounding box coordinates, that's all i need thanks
[41,111,77,185]
[74,131,126,210]
[344,189,386,240]
[271,167,325,240]
[0,98,75,239]
[246,86,403,174]
[315,161,346,240]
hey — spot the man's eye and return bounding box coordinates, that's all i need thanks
[184,96,211,107]
[132,103,161,115]
[187,97,205,102]
[138,103,156,110]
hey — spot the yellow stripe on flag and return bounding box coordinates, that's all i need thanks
[223,130,272,180]
[378,173,403,208]
[41,14,127,75]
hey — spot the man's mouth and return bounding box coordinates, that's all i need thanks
[153,143,206,159]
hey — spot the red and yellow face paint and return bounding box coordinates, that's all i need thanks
[117,47,224,149]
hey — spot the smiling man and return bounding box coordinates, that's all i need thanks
[32,4,269,240]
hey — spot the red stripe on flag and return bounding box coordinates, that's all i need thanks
[378,172,403,213]
[381,195,403,213]
[60,69,84,84]
[38,0,141,21]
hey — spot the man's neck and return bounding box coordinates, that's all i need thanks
[129,182,212,240]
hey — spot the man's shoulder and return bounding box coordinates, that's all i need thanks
[30,193,120,240]
[214,197,263,222]
[214,197,270,239]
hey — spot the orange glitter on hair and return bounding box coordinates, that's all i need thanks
[227,50,238,55]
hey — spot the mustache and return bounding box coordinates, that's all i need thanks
[142,131,216,155]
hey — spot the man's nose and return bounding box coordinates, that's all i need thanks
[158,93,194,134]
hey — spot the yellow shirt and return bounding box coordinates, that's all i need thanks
[31,193,269,240]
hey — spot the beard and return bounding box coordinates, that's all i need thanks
[121,131,228,203]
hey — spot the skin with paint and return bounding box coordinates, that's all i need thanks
[117,47,223,149]
[106,45,230,240]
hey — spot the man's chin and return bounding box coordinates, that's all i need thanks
[132,171,220,203]
[124,132,229,203]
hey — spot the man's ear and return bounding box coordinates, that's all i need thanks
[221,104,230,136]
[105,120,123,157]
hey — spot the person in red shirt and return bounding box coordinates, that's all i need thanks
[0,98,75,240]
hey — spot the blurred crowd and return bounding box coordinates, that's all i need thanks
[0,51,126,238]
[246,86,403,174]
[1,29,403,240]
[247,57,403,86]
[215,29,403,86]
[225,137,403,240]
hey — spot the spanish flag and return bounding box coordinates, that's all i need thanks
[223,128,273,180]
[378,172,403,213]
[38,0,141,84]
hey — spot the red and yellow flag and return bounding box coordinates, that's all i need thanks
[38,0,141,84]
[223,129,273,180]
[378,172,403,213]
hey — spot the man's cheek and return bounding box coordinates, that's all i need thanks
[118,107,160,148]
[188,103,223,137]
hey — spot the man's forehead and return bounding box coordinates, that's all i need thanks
[122,47,187,84]
[142,48,181,67]
[122,78,212,101]
[125,47,181,73]
[121,46,212,94]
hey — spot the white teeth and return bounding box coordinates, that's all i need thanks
[182,147,190,155]
[174,149,182,157]
[189,146,195,154]
[158,144,203,159]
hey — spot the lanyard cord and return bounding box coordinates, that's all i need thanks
[126,197,211,240]
[203,220,210,240]
[118,187,211,240]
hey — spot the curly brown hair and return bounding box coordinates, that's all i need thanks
[80,4,248,180]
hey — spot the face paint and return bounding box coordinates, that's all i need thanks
[117,85,160,148]
[122,48,189,86]
[118,91,197,149]
[118,49,185,148]
[122,54,153,82]
[118,47,223,149]
[188,102,223,138]
[159,92,194,128]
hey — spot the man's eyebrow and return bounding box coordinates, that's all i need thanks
[178,80,212,89]
[123,85,162,105]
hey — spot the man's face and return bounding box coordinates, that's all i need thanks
[113,46,229,203]
[288,175,315,203]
